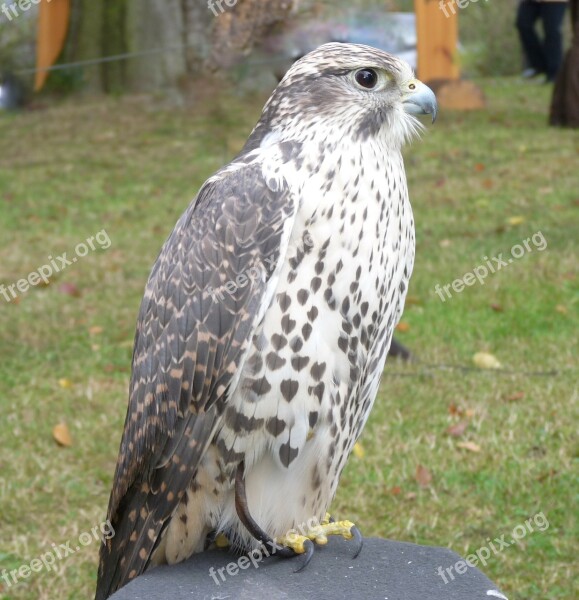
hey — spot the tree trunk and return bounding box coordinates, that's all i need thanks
[182,0,218,76]
[210,0,294,70]
[65,0,104,92]
[63,0,293,94]
[550,0,579,127]
[125,0,187,93]
[102,0,129,93]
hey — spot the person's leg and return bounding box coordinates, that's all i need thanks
[540,2,569,81]
[516,0,547,74]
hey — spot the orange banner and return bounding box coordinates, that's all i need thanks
[35,0,71,91]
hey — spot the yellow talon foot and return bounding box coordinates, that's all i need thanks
[276,533,311,554]
[276,518,357,553]
[306,519,356,546]
[214,533,230,548]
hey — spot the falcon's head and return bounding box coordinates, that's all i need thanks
[249,42,437,150]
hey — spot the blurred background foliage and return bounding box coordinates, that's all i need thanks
[2,0,573,99]
[303,0,527,76]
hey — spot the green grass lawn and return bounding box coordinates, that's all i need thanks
[0,78,577,600]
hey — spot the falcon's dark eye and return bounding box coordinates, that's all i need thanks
[355,68,378,89]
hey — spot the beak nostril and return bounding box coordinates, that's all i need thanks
[402,81,438,123]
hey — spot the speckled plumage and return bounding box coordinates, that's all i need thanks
[96,43,436,600]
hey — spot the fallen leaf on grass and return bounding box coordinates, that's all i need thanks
[446,421,469,437]
[555,305,567,315]
[395,322,410,333]
[58,282,81,297]
[473,352,501,369]
[405,492,417,501]
[536,469,558,482]
[456,441,481,453]
[448,404,475,419]
[507,216,525,226]
[58,378,73,389]
[390,486,402,496]
[53,423,72,447]
[439,239,452,248]
[490,303,503,312]
[352,442,365,459]
[448,402,463,416]
[88,326,104,335]
[415,464,433,487]
[505,391,525,402]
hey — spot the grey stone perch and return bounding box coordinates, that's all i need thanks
[110,537,509,600]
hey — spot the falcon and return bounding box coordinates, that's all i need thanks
[96,42,437,599]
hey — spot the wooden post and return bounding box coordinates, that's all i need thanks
[415,0,460,81]
[414,0,486,110]
[35,0,71,91]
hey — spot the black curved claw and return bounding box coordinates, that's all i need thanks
[350,526,363,559]
[235,462,295,558]
[204,529,217,550]
[293,539,315,572]
[265,539,295,559]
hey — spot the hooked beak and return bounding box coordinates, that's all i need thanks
[403,80,438,123]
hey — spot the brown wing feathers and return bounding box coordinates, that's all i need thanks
[96,164,295,599]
